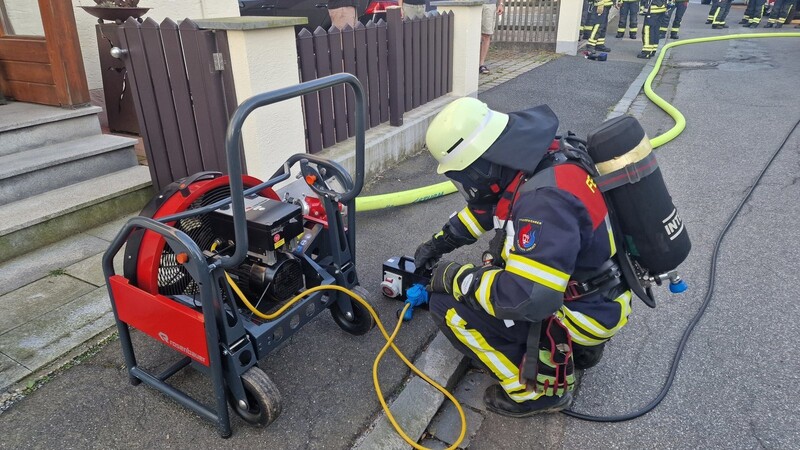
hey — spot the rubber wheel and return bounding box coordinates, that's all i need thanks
[230,366,282,427]
[330,285,376,336]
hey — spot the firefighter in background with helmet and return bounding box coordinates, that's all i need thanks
[414,98,632,416]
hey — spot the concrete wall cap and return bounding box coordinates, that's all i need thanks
[193,16,308,31]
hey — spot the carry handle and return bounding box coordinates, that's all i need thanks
[222,73,366,270]
[284,153,355,202]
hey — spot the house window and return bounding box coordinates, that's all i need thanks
[0,0,45,36]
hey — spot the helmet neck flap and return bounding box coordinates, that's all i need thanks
[480,104,560,174]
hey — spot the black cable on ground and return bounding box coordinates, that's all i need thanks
[562,116,800,422]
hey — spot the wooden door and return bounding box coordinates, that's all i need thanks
[0,0,89,106]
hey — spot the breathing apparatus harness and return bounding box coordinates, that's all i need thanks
[479,133,625,304]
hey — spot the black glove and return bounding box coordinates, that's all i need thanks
[429,260,472,295]
[429,260,487,312]
[414,232,457,273]
[482,229,507,268]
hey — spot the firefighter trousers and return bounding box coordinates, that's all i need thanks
[429,292,623,401]
[642,10,663,54]
[768,0,797,24]
[744,0,767,24]
[617,1,639,34]
[709,0,733,25]
[581,0,592,37]
[587,4,611,48]
[660,2,688,34]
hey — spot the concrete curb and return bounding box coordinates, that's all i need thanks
[352,333,468,450]
[607,37,673,121]
[607,55,659,120]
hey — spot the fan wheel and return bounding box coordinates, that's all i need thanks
[123,174,276,296]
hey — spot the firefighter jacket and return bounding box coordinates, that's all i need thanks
[439,154,632,347]
[643,0,668,13]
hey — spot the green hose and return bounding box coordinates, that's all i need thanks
[355,32,800,211]
[647,32,800,148]
[355,180,457,211]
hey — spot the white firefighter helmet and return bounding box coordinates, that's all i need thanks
[425,97,509,174]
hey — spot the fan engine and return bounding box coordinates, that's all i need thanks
[124,174,306,313]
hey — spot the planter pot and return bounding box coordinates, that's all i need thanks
[79,6,150,22]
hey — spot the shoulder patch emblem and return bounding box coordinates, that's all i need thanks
[517,219,542,252]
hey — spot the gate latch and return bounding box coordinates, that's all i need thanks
[213,53,225,71]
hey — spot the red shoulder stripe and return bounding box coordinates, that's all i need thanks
[554,164,607,228]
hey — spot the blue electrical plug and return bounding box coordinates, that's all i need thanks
[402,284,429,321]
[669,278,688,294]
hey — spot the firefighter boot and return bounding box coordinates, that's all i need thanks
[630,32,637,39]
[670,31,679,39]
[774,23,783,28]
[616,31,624,38]
[595,44,612,52]
[636,50,655,59]
[483,385,573,418]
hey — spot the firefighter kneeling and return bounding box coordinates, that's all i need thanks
[415,98,632,416]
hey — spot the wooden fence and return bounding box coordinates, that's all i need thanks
[494,0,560,45]
[117,17,238,191]
[297,8,453,154]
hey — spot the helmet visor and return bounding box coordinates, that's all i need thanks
[445,159,502,204]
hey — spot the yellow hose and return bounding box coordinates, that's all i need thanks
[645,32,800,149]
[226,276,466,449]
[355,180,457,212]
[351,32,800,210]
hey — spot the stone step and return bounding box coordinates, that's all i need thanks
[0,103,103,157]
[0,134,139,206]
[0,165,153,263]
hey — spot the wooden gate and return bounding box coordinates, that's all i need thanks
[494,0,560,46]
[0,0,89,106]
[116,18,238,191]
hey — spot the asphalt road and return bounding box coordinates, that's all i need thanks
[3,4,798,449]
[564,35,800,450]
[472,9,800,450]
[0,50,648,450]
